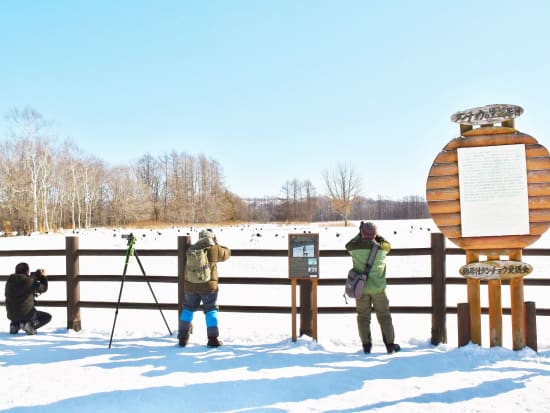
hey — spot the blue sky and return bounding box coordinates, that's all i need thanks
[1,1,549,199]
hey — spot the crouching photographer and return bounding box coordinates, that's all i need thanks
[5,262,52,335]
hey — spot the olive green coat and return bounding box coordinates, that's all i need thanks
[345,234,391,295]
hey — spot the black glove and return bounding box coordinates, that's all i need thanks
[375,235,385,243]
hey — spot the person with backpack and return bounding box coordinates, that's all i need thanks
[178,228,231,348]
[5,262,51,335]
[345,221,400,354]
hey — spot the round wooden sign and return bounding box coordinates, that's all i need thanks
[427,122,550,251]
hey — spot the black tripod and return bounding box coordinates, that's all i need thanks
[108,233,172,348]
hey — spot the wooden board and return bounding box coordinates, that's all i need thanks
[451,104,524,126]
[427,126,550,250]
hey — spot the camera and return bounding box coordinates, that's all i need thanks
[121,233,136,246]
[122,233,136,242]
[31,269,45,278]
[31,269,48,296]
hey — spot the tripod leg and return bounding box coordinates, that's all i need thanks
[134,251,173,336]
[108,248,132,348]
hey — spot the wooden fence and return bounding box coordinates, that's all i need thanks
[2,233,550,345]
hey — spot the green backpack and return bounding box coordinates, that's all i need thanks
[185,247,211,283]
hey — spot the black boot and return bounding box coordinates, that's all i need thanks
[9,322,21,334]
[178,320,193,346]
[206,325,221,347]
[207,337,223,348]
[22,320,36,335]
[386,343,401,354]
[362,343,372,354]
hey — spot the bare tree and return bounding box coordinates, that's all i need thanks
[0,139,30,232]
[322,163,362,226]
[59,141,85,230]
[279,180,293,220]
[104,166,150,226]
[302,179,317,222]
[164,151,195,223]
[289,179,301,220]
[37,142,54,232]
[80,156,107,228]
[277,179,318,222]
[136,153,164,222]
[7,107,55,233]
[281,179,305,221]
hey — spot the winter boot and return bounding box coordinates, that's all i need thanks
[178,317,194,346]
[362,342,372,354]
[207,337,223,348]
[9,322,21,334]
[386,343,401,354]
[22,321,36,335]
[206,323,221,347]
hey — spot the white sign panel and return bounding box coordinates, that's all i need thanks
[458,144,529,237]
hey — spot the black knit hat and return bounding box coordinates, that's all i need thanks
[15,262,29,274]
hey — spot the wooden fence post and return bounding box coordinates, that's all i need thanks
[509,249,526,350]
[487,254,502,347]
[177,236,191,319]
[457,302,470,347]
[299,279,313,337]
[525,301,538,352]
[65,236,81,331]
[466,251,482,345]
[431,232,447,345]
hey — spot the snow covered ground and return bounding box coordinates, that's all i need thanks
[1,219,550,412]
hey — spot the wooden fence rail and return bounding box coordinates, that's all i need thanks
[2,233,550,345]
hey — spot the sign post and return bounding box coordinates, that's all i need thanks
[427,104,550,350]
[288,233,319,342]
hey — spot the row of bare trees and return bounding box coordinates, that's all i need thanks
[0,108,245,233]
[246,193,429,223]
[134,152,244,224]
[245,163,428,222]
[0,108,429,234]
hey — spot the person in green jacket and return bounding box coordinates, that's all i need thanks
[5,262,51,335]
[345,221,400,354]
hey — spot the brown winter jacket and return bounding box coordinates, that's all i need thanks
[184,239,231,294]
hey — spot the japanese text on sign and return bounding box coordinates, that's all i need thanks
[459,260,533,280]
[451,104,523,125]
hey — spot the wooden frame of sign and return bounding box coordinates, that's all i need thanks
[288,233,319,342]
[427,106,550,350]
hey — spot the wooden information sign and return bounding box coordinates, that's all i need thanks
[426,104,550,350]
[288,233,319,341]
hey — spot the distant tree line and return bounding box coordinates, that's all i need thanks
[245,193,429,223]
[0,107,429,234]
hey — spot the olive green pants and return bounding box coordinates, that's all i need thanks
[355,290,395,345]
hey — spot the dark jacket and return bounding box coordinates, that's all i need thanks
[184,238,231,294]
[4,272,48,322]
